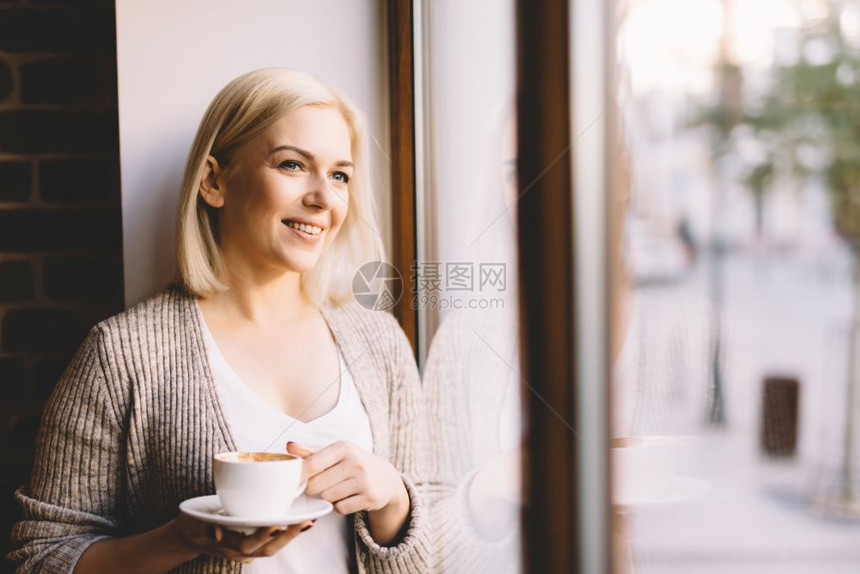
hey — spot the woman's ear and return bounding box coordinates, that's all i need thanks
[199,155,226,208]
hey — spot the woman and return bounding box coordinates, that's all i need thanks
[9,68,429,573]
[422,108,523,573]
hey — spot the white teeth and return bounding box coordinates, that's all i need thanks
[285,221,322,236]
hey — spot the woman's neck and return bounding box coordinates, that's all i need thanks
[202,267,314,327]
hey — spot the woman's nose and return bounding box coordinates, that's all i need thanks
[303,171,338,210]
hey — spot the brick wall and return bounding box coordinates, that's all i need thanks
[0,1,123,570]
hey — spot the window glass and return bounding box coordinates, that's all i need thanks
[612,1,860,571]
[419,1,523,572]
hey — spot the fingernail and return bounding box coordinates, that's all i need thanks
[301,523,313,532]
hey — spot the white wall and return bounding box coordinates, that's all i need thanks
[116,0,389,305]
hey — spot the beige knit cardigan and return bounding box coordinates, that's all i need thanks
[8,287,430,574]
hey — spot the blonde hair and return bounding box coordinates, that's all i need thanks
[175,68,384,305]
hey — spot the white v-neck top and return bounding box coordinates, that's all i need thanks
[197,309,373,574]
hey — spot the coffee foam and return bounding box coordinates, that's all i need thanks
[215,452,299,463]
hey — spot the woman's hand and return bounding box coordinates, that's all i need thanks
[468,449,521,540]
[287,441,410,545]
[470,449,521,506]
[169,512,314,564]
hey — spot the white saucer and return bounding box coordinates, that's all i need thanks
[179,495,333,534]
[613,476,711,510]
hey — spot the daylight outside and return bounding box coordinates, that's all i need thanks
[611,0,860,572]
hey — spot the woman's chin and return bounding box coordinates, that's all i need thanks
[279,254,321,275]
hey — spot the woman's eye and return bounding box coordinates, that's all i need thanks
[279,160,302,171]
[332,172,350,184]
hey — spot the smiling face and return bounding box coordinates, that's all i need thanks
[201,105,353,279]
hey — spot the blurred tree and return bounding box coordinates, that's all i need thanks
[691,9,745,429]
[748,10,860,508]
[698,5,860,511]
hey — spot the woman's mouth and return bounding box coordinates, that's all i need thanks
[282,220,324,244]
[283,220,323,236]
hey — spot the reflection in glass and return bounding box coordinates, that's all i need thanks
[423,109,521,572]
[418,1,522,571]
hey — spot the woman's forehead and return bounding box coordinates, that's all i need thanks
[263,106,352,159]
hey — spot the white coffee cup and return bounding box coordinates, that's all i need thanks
[611,436,677,505]
[214,452,307,519]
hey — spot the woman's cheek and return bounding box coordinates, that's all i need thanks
[325,227,341,248]
[328,214,347,243]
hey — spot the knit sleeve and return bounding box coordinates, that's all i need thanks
[353,312,432,573]
[8,325,128,574]
[421,313,520,573]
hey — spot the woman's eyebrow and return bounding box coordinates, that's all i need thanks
[270,144,313,160]
[270,144,353,168]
